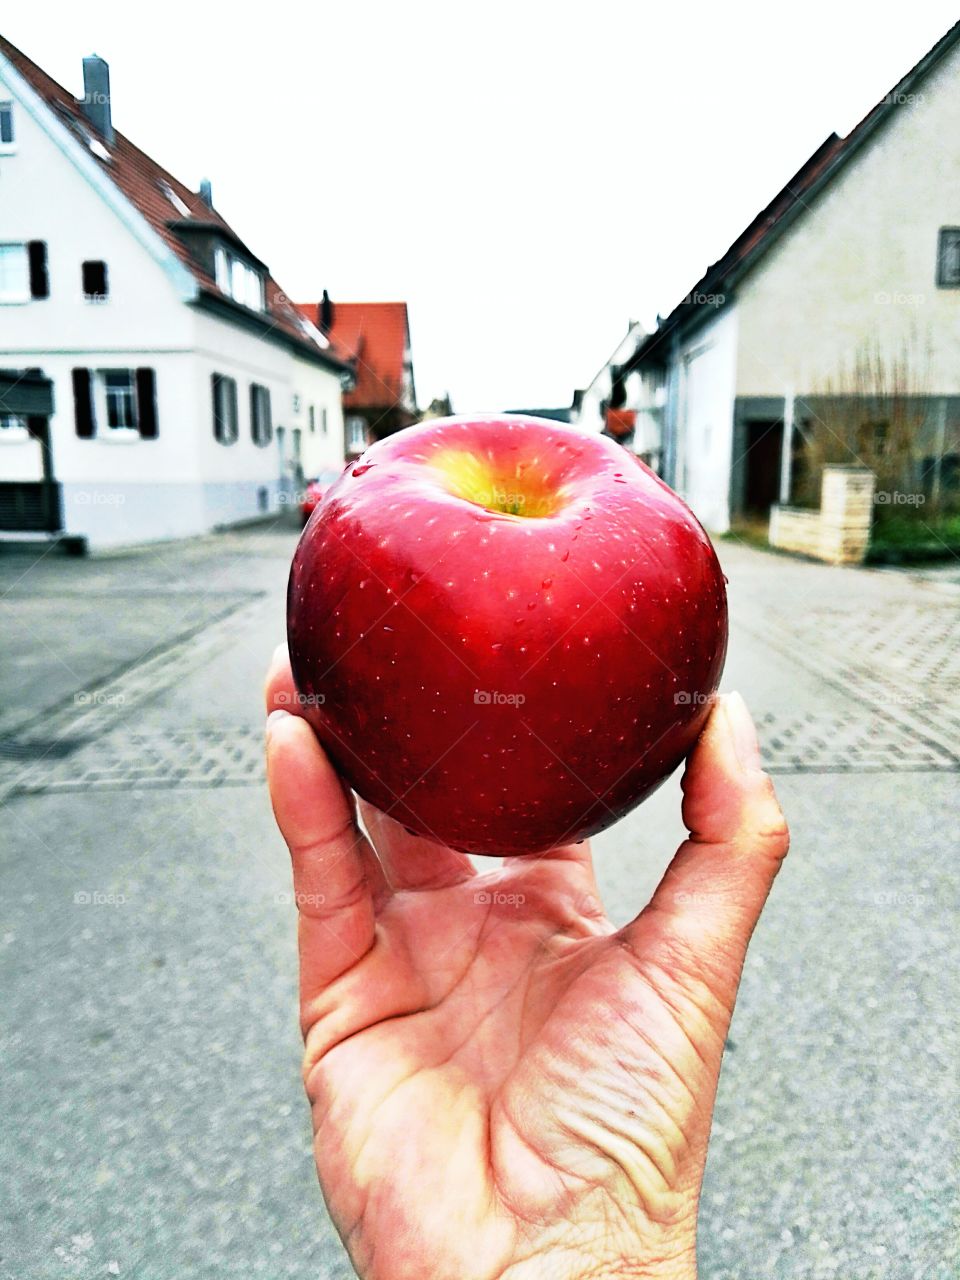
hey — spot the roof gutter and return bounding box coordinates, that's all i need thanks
[194,291,354,375]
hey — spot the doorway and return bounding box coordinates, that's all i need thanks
[743,419,784,514]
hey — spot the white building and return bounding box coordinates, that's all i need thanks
[0,37,349,548]
[627,19,960,532]
[573,321,663,467]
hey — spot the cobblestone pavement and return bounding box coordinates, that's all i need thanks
[1,526,957,1279]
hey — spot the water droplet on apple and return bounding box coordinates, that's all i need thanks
[561,550,570,562]
[383,625,394,632]
[541,577,552,588]
[352,463,374,477]
[491,642,503,652]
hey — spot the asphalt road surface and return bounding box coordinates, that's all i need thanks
[1,522,957,1279]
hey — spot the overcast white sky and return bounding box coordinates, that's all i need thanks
[5,2,959,410]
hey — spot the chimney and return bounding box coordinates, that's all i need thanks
[319,288,333,334]
[81,54,113,144]
[199,178,214,208]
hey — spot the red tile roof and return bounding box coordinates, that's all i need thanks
[296,301,412,409]
[0,33,346,371]
[605,408,636,439]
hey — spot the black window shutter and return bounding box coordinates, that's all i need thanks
[28,241,49,299]
[71,368,94,437]
[250,383,259,444]
[212,373,222,441]
[136,368,158,438]
[229,378,239,442]
[263,387,272,443]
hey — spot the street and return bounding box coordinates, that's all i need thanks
[1,523,958,1280]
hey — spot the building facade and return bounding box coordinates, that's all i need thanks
[628,21,960,532]
[297,295,417,460]
[0,38,348,548]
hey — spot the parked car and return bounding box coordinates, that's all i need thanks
[300,470,344,525]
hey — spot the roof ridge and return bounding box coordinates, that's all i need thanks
[0,30,349,372]
[632,17,960,364]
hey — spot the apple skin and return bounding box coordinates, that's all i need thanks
[287,415,727,856]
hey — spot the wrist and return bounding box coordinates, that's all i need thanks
[501,1237,696,1280]
[576,1243,696,1279]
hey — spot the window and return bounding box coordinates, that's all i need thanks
[211,373,239,444]
[321,406,328,435]
[250,383,272,446]
[0,101,13,148]
[82,260,109,301]
[159,180,191,218]
[0,413,28,441]
[103,370,138,430]
[214,245,265,311]
[346,415,367,452]
[857,421,889,457]
[72,367,158,439]
[0,244,29,302]
[308,405,315,433]
[0,242,48,301]
[937,228,960,287]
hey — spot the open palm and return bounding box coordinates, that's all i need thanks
[266,652,788,1280]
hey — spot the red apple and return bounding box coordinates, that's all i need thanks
[287,415,727,856]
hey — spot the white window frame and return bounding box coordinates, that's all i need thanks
[0,242,30,303]
[214,244,265,312]
[96,369,140,438]
[346,415,367,451]
[0,412,29,442]
[0,100,14,153]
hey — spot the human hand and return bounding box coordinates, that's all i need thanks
[265,648,788,1280]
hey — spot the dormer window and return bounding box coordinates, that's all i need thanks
[159,181,191,218]
[214,245,264,312]
[0,101,14,151]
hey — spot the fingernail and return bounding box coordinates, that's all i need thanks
[266,709,289,736]
[723,691,762,772]
[272,642,288,666]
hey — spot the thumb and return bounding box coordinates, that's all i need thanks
[627,692,790,1006]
